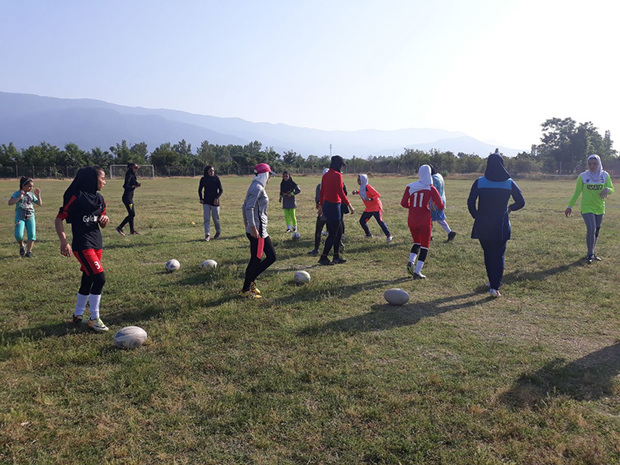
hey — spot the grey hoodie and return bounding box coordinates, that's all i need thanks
[242,174,270,238]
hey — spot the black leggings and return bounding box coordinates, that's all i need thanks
[119,197,136,232]
[313,215,327,250]
[359,211,390,237]
[243,234,276,291]
[78,272,106,296]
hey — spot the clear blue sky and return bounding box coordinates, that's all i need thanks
[2,0,618,151]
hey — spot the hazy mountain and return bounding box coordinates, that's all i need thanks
[0,92,519,156]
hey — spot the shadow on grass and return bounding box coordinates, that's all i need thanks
[500,343,620,407]
[502,258,586,285]
[298,291,489,336]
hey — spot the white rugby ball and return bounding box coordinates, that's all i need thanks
[292,231,301,241]
[384,288,410,306]
[165,259,180,272]
[114,326,148,349]
[200,259,217,270]
[294,270,311,284]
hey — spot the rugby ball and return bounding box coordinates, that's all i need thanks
[292,231,301,241]
[200,259,217,270]
[294,270,311,284]
[384,288,409,306]
[114,326,148,349]
[165,259,180,272]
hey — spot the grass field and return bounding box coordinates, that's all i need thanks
[0,174,618,465]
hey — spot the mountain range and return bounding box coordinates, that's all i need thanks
[0,92,520,157]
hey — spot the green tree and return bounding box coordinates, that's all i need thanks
[196,140,215,166]
[110,140,132,164]
[0,143,20,166]
[129,142,149,164]
[90,147,113,168]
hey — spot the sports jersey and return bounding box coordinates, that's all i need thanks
[568,170,614,215]
[57,192,107,251]
[319,169,349,205]
[12,191,38,220]
[400,185,444,226]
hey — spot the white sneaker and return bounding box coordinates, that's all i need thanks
[489,289,501,298]
[386,235,393,243]
[88,318,109,332]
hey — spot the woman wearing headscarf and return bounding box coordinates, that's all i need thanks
[55,166,110,331]
[317,156,355,265]
[467,150,525,297]
[241,163,277,299]
[279,171,301,232]
[353,174,393,243]
[428,164,457,242]
[401,165,444,279]
[308,168,329,256]
[565,154,614,263]
[116,162,141,236]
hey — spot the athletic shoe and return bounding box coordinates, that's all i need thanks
[213,232,220,240]
[592,255,602,261]
[240,290,262,299]
[24,251,33,258]
[447,231,457,242]
[489,289,502,298]
[72,314,83,325]
[307,249,319,256]
[88,318,109,332]
[386,235,393,243]
[413,272,426,280]
[130,231,141,235]
[250,282,261,295]
[318,256,332,266]
[406,262,414,277]
[332,256,347,264]
[116,226,125,236]
[205,235,211,242]
[286,228,292,233]
[365,234,373,238]
[19,246,25,256]
[586,255,593,264]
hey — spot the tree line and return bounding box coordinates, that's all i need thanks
[0,117,617,178]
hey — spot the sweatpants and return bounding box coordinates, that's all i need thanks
[479,239,507,290]
[581,213,603,257]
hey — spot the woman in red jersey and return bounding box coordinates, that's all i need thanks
[55,167,110,332]
[400,164,444,279]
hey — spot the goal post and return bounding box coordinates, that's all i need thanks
[109,164,155,180]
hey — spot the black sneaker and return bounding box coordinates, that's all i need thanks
[586,255,593,264]
[116,226,125,236]
[19,246,25,256]
[307,249,319,256]
[592,255,602,261]
[318,256,332,266]
[447,231,457,242]
[72,314,83,325]
[213,232,220,240]
[332,256,347,264]
[24,251,33,258]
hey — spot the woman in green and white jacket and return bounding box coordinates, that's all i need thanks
[565,154,614,263]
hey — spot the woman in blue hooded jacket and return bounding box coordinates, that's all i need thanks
[467,151,525,297]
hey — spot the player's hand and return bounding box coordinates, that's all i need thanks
[136,182,141,187]
[565,207,572,217]
[34,188,41,196]
[349,205,355,214]
[99,215,109,228]
[199,199,204,204]
[60,241,72,257]
[600,187,609,199]
[250,226,259,239]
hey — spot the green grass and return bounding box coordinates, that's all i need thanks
[0,175,618,464]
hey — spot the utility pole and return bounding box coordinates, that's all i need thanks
[329,144,332,157]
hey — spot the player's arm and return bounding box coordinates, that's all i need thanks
[55,216,72,257]
[400,188,410,208]
[430,186,444,210]
[566,176,583,216]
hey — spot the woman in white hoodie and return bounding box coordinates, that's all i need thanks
[241,163,277,298]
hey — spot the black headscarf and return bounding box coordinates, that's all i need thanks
[61,167,103,221]
[280,171,297,194]
[329,155,346,172]
[484,152,510,182]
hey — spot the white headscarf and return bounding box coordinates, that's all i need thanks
[254,172,270,187]
[358,174,369,200]
[406,165,432,194]
[587,154,604,181]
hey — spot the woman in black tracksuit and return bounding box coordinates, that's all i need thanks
[116,163,141,236]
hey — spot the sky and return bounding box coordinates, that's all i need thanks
[1,0,619,151]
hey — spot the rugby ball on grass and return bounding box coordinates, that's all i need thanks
[165,259,180,272]
[384,288,409,306]
[114,326,148,349]
[292,231,301,241]
[294,270,311,284]
[200,259,217,270]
